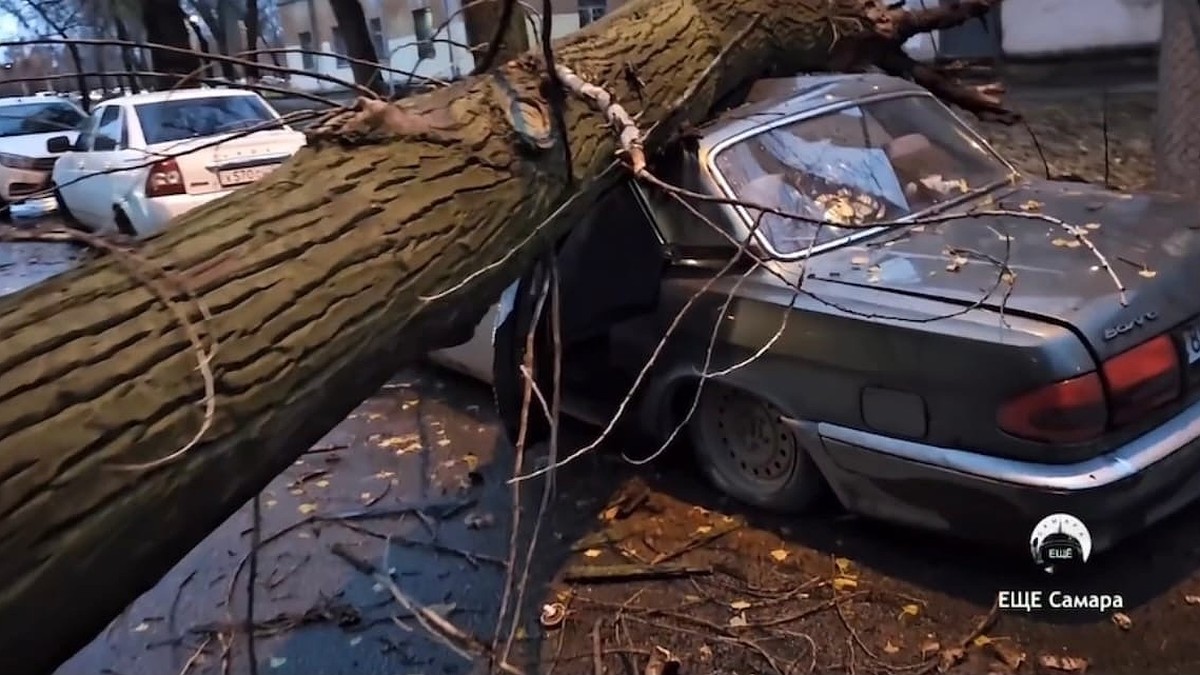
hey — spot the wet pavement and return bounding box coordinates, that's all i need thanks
[6,87,1199,675]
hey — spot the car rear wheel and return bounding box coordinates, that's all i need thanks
[113,207,137,237]
[689,381,826,512]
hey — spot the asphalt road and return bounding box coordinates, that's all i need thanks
[4,87,1195,675]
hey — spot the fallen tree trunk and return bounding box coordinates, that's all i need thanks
[0,0,1007,672]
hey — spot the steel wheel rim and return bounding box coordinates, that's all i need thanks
[699,385,798,493]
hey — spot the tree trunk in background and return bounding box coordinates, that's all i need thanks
[187,17,215,80]
[329,0,386,94]
[245,0,261,79]
[217,0,244,79]
[0,1,1010,673]
[112,13,143,93]
[139,0,204,88]
[463,0,530,71]
[1155,0,1200,194]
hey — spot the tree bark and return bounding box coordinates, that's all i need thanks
[0,1,1004,673]
[329,0,386,94]
[1155,0,1200,194]
[463,0,530,71]
[139,0,204,88]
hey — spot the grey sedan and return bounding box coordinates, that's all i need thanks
[432,72,1200,557]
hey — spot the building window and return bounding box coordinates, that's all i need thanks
[578,0,606,26]
[369,17,387,59]
[331,26,348,68]
[411,8,436,60]
[298,31,315,69]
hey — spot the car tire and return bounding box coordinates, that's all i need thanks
[688,381,827,513]
[0,197,9,223]
[113,207,137,237]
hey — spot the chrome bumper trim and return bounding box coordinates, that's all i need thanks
[816,397,1200,490]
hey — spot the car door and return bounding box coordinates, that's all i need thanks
[54,108,100,219]
[75,105,123,229]
[491,179,670,445]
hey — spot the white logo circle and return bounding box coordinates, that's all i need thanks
[1030,513,1092,571]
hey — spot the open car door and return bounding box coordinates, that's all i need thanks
[491,179,669,447]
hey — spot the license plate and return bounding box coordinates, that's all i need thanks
[218,164,279,187]
[1182,321,1200,365]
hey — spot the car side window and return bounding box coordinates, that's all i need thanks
[73,109,103,151]
[92,106,123,151]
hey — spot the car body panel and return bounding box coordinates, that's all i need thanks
[806,180,1200,362]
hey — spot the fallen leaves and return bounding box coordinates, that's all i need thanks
[1111,612,1132,630]
[1185,594,1200,605]
[1038,653,1089,673]
[769,549,789,562]
[729,600,753,610]
[832,576,858,591]
[899,603,921,620]
[583,548,603,558]
[297,503,318,515]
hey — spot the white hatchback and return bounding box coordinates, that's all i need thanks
[48,88,307,236]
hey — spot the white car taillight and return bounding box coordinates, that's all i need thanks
[145,158,186,198]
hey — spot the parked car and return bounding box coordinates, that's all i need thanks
[0,95,87,218]
[432,72,1200,555]
[47,88,307,236]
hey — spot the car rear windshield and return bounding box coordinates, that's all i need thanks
[0,101,86,138]
[136,95,277,145]
[713,94,1014,256]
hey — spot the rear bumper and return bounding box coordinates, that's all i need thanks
[786,396,1200,555]
[122,190,231,235]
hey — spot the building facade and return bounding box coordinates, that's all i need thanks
[274,0,1165,92]
[276,0,625,91]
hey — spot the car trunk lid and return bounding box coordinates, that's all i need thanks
[811,180,1200,362]
[150,129,304,196]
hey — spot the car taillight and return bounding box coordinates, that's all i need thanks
[998,334,1184,444]
[1103,334,1182,425]
[997,372,1108,444]
[145,158,185,197]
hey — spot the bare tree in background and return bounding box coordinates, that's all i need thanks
[1156,0,1200,194]
[187,0,240,80]
[0,0,91,108]
[329,0,385,93]
[139,0,204,86]
[463,0,529,70]
[244,0,261,79]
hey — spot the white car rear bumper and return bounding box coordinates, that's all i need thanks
[123,190,234,235]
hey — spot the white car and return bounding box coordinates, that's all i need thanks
[48,88,307,236]
[0,96,87,218]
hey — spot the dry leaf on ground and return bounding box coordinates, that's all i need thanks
[1038,654,1089,673]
